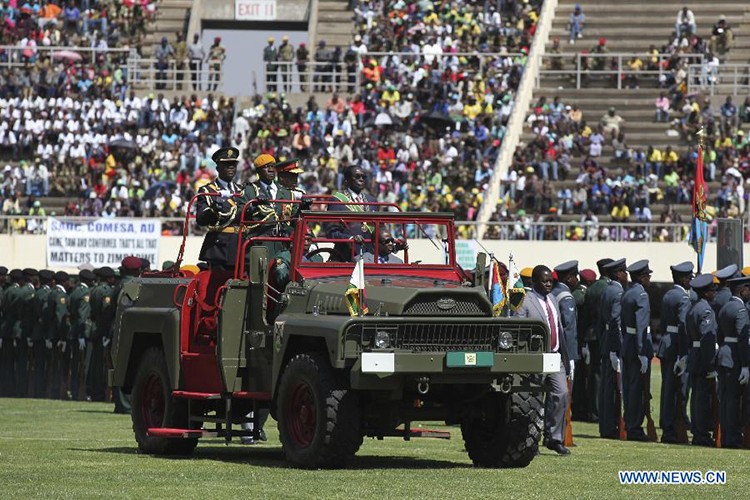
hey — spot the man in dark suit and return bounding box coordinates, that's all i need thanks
[195,147,244,270]
[514,265,572,455]
[326,165,377,261]
[361,229,407,264]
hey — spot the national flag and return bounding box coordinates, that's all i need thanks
[688,141,709,272]
[489,259,506,316]
[506,254,527,312]
[345,259,368,316]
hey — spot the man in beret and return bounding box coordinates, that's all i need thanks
[599,258,627,438]
[0,269,23,396]
[686,273,719,446]
[620,260,654,441]
[13,268,38,397]
[49,271,71,400]
[89,267,116,401]
[68,269,95,400]
[195,147,245,271]
[658,261,693,443]
[30,270,54,398]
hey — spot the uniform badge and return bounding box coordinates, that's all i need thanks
[104,297,111,304]
[84,296,90,302]
[227,149,234,158]
[60,297,66,304]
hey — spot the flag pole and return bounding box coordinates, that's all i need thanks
[696,127,705,274]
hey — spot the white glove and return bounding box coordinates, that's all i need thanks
[674,356,687,376]
[569,360,575,380]
[706,371,718,380]
[103,337,111,348]
[57,340,67,353]
[26,338,33,348]
[45,340,53,350]
[13,339,17,348]
[78,338,86,350]
[610,352,621,373]
[581,344,591,365]
[739,367,750,385]
[639,355,649,374]
[0,338,2,348]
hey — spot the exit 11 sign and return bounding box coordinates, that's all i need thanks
[236,0,277,20]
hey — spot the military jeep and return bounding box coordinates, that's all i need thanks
[111,200,559,469]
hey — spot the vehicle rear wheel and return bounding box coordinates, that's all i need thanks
[461,391,543,468]
[277,352,362,469]
[131,347,198,456]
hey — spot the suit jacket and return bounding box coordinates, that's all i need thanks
[361,252,403,264]
[326,190,377,261]
[514,290,571,375]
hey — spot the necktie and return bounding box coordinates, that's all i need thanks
[544,297,558,352]
[269,183,277,199]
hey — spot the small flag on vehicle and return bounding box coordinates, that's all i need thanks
[489,258,505,316]
[345,260,368,317]
[506,254,526,312]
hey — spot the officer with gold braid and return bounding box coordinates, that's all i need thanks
[195,147,245,270]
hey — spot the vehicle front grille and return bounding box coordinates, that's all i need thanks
[403,297,488,316]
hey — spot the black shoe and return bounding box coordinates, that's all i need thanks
[600,432,619,440]
[661,435,678,444]
[258,429,267,442]
[542,437,549,447]
[692,437,715,447]
[546,440,571,455]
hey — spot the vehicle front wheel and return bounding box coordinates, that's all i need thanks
[277,352,362,469]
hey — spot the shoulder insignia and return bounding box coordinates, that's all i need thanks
[60,297,66,304]
[104,297,111,304]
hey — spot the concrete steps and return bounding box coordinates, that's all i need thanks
[315,0,353,49]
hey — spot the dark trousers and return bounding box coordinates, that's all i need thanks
[719,366,742,447]
[297,64,307,91]
[190,59,202,90]
[69,342,85,400]
[58,344,72,400]
[571,360,588,420]
[690,373,712,443]
[623,355,646,438]
[0,340,16,396]
[598,353,619,437]
[32,341,48,398]
[87,340,106,401]
[14,341,29,397]
[658,355,690,439]
[587,340,601,421]
[543,359,568,444]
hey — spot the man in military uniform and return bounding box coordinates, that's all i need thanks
[30,270,54,398]
[207,36,226,91]
[620,260,654,441]
[296,42,309,91]
[69,269,95,400]
[1,269,22,396]
[713,264,738,315]
[277,35,294,92]
[552,260,579,381]
[276,158,305,199]
[0,266,6,392]
[263,36,278,91]
[88,267,115,402]
[571,268,594,420]
[326,165,377,261]
[658,261,693,443]
[717,276,750,448]
[110,257,142,414]
[14,268,38,397]
[686,273,719,446]
[195,147,245,270]
[599,258,627,438]
[49,271,71,400]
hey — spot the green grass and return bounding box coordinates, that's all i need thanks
[0,369,748,499]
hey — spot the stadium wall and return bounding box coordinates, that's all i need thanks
[1,235,726,281]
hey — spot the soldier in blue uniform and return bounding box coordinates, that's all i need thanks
[598,258,627,439]
[712,264,738,315]
[552,260,579,380]
[686,273,719,446]
[658,261,693,443]
[620,260,654,441]
[717,276,750,448]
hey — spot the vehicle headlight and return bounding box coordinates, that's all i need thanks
[498,331,514,350]
[374,330,391,349]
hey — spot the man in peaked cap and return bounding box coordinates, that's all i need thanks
[621,260,654,441]
[716,276,750,448]
[551,261,580,430]
[599,258,627,438]
[713,264,739,315]
[89,267,116,402]
[1,269,23,396]
[276,158,305,200]
[68,269,95,400]
[686,273,719,446]
[581,258,612,423]
[14,268,38,397]
[49,271,71,400]
[30,269,54,398]
[659,261,694,443]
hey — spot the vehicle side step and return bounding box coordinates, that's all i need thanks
[172,391,222,399]
[147,427,255,439]
[385,427,451,440]
[232,391,272,400]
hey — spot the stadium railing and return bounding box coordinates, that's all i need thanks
[0,45,132,67]
[125,56,224,91]
[687,63,750,96]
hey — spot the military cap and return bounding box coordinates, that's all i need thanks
[596,258,614,273]
[714,264,739,280]
[22,268,38,277]
[79,269,96,281]
[253,153,277,169]
[78,262,95,272]
[211,147,240,165]
[670,261,694,275]
[0,266,7,276]
[140,258,151,270]
[727,276,750,288]
[626,259,652,276]
[580,269,597,282]
[742,266,750,277]
[520,267,533,278]
[9,269,23,280]
[276,158,304,174]
[39,269,55,281]
[690,273,715,290]
[554,260,579,275]
[603,258,626,273]
[95,266,115,278]
[162,260,175,270]
[121,256,142,270]
[54,271,70,283]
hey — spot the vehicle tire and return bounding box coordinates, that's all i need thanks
[461,391,543,468]
[277,352,362,469]
[131,347,198,456]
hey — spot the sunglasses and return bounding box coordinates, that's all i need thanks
[351,174,366,179]
[381,238,395,244]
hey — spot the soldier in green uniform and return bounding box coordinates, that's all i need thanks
[207,36,226,91]
[0,269,22,396]
[263,36,278,91]
[13,268,38,397]
[584,258,613,423]
[49,271,71,400]
[69,269,95,401]
[0,266,6,391]
[277,35,294,92]
[110,256,142,414]
[30,270,54,398]
[89,267,115,402]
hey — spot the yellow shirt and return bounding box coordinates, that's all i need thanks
[463,102,482,120]
[611,205,630,219]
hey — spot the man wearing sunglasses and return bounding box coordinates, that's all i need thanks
[361,230,407,264]
[326,165,377,261]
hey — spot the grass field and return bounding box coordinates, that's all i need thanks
[0,369,748,499]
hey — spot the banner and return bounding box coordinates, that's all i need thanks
[235,0,276,20]
[455,240,479,270]
[47,218,161,268]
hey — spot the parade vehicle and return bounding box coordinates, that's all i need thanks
[110,196,560,469]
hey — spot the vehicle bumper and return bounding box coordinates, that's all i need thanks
[357,351,560,375]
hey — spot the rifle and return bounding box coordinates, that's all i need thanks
[674,370,689,444]
[641,372,658,442]
[616,370,627,440]
[564,379,575,446]
[709,377,721,448]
